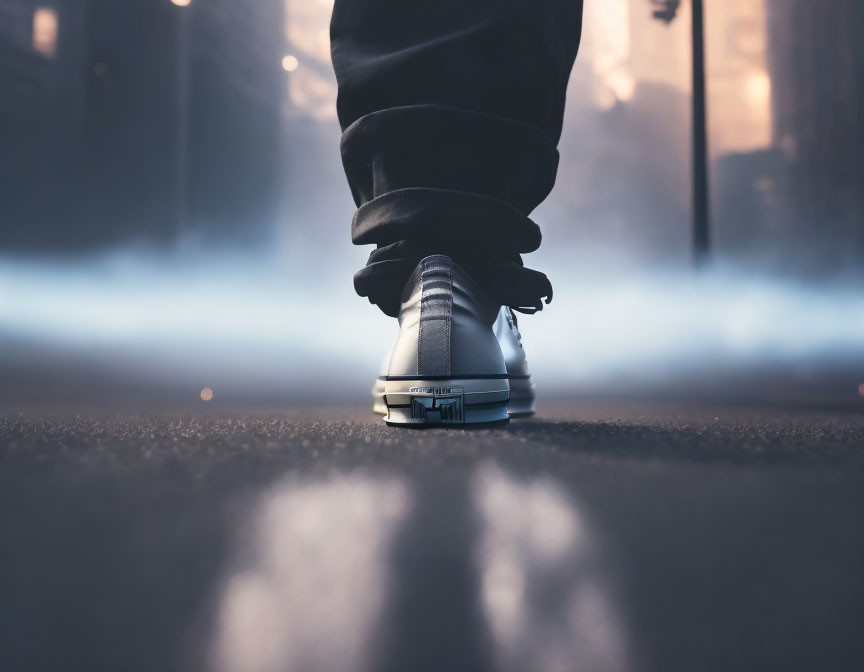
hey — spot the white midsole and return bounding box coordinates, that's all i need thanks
[384,377,509,405]
[372,375,534,420]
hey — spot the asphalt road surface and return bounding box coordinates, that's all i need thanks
[2,402,863,672]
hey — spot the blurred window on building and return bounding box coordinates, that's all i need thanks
[32,7,58,58]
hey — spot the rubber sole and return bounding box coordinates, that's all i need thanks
[506,375,536,417]
[372,375,534,423]
[379,377,510,426]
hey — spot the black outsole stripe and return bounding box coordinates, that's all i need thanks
[380,374,531,381]
[384,374,509,381]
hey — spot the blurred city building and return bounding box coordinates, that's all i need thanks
[544,0,778,267]
[0,1,88,248]
[630,0,772,156]
[1,0,862,277]
[717,0,864,274]
[766,0,864,267]
[0,0,286,251]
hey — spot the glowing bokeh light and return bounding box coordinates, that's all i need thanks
[607,71,636,103]
[201,387,214,401]
[32,8,58,58]
[170,0,192,7]
[281,54,299,72]
[745,71,771,104]
[587,0,633,110]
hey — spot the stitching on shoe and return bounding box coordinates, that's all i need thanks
[445,264,452,376]
[417,263,425,375]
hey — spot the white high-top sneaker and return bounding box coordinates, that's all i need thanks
[373,303,536,418]
[375,255,523,426]
[492,306,536,417]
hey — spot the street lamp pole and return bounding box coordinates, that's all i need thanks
[690,0,710,266]
[173,0,191,237]
[652,0,711,266]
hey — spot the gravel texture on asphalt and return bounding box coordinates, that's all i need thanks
[2,404,863,672]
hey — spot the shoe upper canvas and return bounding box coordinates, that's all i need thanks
[493,306,531,377]
[387,255,507,378]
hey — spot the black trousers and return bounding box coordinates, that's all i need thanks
[330,0,584,316]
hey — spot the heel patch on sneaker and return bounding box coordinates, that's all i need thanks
[417,259,452,376]
[410,394,464,423]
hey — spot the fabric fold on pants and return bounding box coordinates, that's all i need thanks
[331,0,584,315]
[340,105,560,210]
[354,244,553,318]
[352,188,542,253]
[340,105,559,316]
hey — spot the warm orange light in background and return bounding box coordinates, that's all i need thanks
[745,71,771,104]
[32,8,58,58]
[200,387,214,401]
[170,0,192,7]
[607,71,636,103]
[581,0,772,154]
[586,0,633,109]
[705,0,772,154]
[858,384,864,398]
[284,0,338,118]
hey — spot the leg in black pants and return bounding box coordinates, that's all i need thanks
[331,0,584,316]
